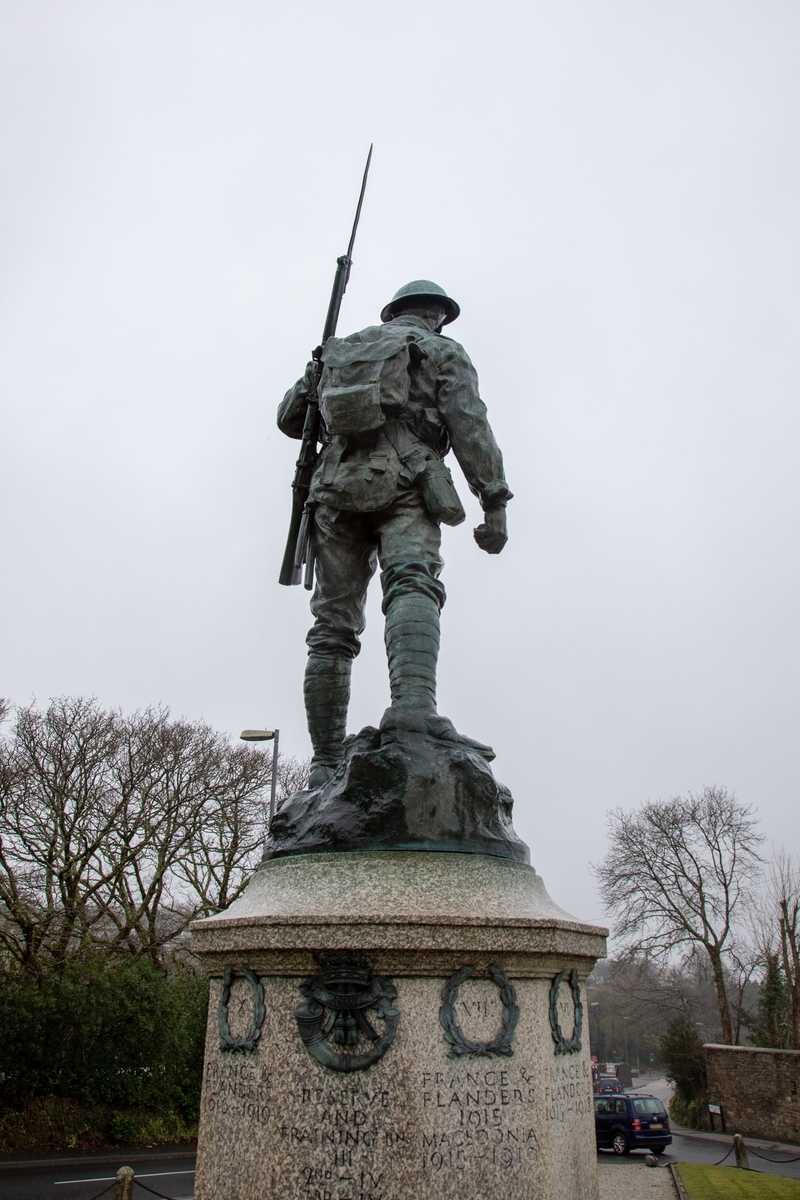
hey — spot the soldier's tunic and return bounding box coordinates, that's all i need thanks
[278,313,511,660]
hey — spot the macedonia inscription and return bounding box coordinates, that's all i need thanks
[420,1065,540,1174]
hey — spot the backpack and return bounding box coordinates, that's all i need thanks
[311,326,465,524]
[318,328,427,437]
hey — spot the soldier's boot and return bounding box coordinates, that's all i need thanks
[382,592,496,761]
[304,653,351,789]
[384,591,440,717]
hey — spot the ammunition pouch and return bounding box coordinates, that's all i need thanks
[419,457,466,527]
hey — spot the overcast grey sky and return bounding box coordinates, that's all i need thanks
[1,1,798,924]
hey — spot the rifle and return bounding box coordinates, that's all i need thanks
[279,145,373,588]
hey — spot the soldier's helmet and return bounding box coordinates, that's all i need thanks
[380,280,460,326]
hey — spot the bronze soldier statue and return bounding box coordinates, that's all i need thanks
[278,281,513,790]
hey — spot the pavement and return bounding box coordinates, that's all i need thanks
[0,1148,196,1200]
[598,1160,678,1200]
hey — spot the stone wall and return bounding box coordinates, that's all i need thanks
[705,1044,800,1144]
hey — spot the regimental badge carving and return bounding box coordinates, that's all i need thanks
[294,952,399,1072]
[218,965,266,1054]
[439,964,519,1058]
[549,968,583,1055]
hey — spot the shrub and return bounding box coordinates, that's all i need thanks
[0,956,208,1116]
[0,1096,198,1153]
[659,1011,709,1129]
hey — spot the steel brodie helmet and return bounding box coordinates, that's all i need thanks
[380,280,460,325]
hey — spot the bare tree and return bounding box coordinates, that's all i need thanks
[175,748,310,921]
[0,698,307,974]
[276,754,311,802]
[0,697,127,973]
[769,849,800,1048]
[594,786,763,1044]
[101,709,276,960]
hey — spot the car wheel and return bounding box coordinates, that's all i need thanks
[651,1145,666,1154]
[612,1133,630,1155]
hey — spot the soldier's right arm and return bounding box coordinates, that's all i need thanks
[277,361,316,439]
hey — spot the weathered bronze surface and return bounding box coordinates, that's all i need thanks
[439,964,520,1058]
[265,718,528,862]
[294,951,399,1072]
[548,968,583,1055]
[276,278,523,860]
[218,965,266,1054]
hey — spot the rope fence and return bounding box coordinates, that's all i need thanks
[698,1136,800,1171]
[133,1181,184,1199]
[90,1137,800,1197]
[85,1184,116,1200]
[97,1166,190,1200]
[746,1144,800,1165]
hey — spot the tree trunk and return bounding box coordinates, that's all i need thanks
[781,904,800,1049]
[706,945,733,1044]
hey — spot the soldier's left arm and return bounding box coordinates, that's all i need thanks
[435,340,513,551]
[277,361,316,439]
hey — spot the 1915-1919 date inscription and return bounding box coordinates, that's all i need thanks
[420,1066,539,1173]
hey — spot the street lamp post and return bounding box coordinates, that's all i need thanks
[590,1002,600,1062]
[623,1015,630,1065]
[240,727,280,829]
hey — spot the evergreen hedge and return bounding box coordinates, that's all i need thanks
[0,956,208,1141]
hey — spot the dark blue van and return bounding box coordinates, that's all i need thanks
[594,1092,672,1155]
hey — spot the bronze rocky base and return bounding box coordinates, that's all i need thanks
[264,708,529,863]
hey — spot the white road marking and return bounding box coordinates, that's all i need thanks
[54,1168,195,1185]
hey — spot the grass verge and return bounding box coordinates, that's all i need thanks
[678,1163,800,1198]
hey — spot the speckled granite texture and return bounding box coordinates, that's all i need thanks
[191,852,607,1200]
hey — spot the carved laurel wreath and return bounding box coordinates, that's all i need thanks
[218,965,266,1054]
[549,968,583,1055]
[439,964,519,1058]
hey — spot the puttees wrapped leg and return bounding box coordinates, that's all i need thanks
[381,561,445,718]
[304,653,351,788]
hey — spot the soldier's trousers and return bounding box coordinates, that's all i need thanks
[307,491,446,660]
[304,492,446,777]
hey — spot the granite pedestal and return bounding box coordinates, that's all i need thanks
[191,852,607,1200]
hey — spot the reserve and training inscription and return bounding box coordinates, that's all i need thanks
[283,1082,405,1200]
[439,964,519,1058]
[548,969,583,1055]
[218,965,265,1053]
